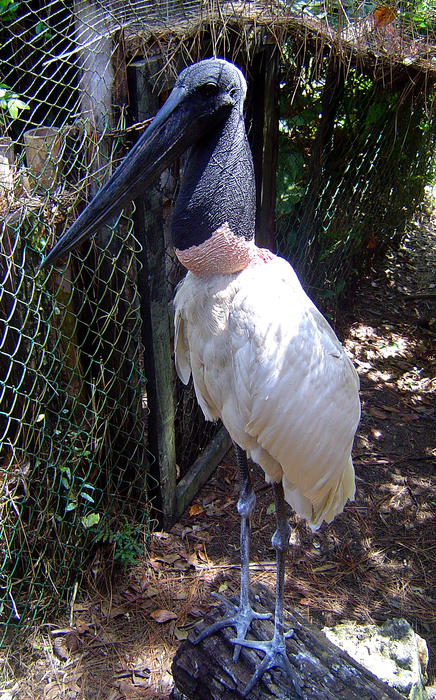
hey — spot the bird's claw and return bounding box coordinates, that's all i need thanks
[192,593,271,663]
[230,635,303,698]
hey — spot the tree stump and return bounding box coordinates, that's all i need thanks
[171,584,405,699]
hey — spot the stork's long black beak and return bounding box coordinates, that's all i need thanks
[40,82,232,269]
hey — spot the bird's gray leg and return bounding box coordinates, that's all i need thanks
[231,481,303,697]
[193,443,270,661]
[271,480,292,645]
[235,443,256,614]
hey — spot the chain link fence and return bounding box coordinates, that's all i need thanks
[276,42,435,309]
[0,0,435,645]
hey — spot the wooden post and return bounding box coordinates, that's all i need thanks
[248,44,280,252]
[72,2,148,496]
[74,0,114,193]
[128,58,177,528]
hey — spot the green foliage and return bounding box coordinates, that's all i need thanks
[0,0,19,22]
[287,0,435,33]
[285,0,377,24]
[401,0,436,31]
[277,132,305,217]
[277,52,324,221]
[96,519,144,569]
[57,464,100,530]
[33,19,52,42]
[0,84,29,131]
[277,37,434,306]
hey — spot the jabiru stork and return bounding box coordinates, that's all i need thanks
[41,58,360,696]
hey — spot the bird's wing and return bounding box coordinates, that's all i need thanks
[226,259,360,525]
[173,258,360,528]
[174,307,191,385]
[174,275,220,421]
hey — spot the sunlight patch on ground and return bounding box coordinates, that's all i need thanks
[348,323,411,360]
[346,321,434,398]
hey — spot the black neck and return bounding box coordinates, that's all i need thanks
[171,107,256,251]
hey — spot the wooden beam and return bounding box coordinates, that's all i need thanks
[174,426,231,523]
[249,43,280,252]
[128,57,177,528]
[74,0,114,193]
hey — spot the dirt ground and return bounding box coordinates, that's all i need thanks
[3,210,435,699]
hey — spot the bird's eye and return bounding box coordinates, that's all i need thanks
[198,82,219,97]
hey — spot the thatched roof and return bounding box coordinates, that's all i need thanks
[51,2,435,84]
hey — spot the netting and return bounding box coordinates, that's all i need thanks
[277,43,436,308]
[0,0,435,645]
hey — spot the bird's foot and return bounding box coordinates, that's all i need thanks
[193,592,271,662]
[231,631,303,697]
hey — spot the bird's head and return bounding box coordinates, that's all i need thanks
[40,58,247,269]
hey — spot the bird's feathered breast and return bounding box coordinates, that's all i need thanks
[174,253,360,529]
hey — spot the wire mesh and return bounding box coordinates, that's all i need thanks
[0,0,434,646]
[276,44,436,308]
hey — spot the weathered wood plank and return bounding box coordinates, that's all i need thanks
[128,57,177,527]
[249,43,279,252]
[174,426,231,522]
[74,0,114,193]
[172,584,405,699]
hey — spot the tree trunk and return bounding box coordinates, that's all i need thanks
[172,584,405,699]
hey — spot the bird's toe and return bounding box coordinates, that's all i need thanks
[230,635,303,698]
[192,594,271,663]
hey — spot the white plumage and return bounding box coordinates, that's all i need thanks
[175,250,360,530]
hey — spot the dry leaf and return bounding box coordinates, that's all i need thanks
[187,552,199,568]
[150,609,178,623]
[72,603,89,612]
[108,606,128,620]
[189,503,204,517]
[141,583,159,598]
[174,627,189,640]
[162,553,182,565]
[313,564,337,572]
[75,619,90,633]
[374,5,397,27]
[149,558,162,571]
[189,606,209,618]
[174,559,190,570]
[369,406,387,419]
[197,549,208,563]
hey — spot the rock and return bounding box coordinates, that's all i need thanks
[426,684,436,700]
[323,618,428,699]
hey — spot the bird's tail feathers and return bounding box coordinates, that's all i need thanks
[282,456,355,531]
